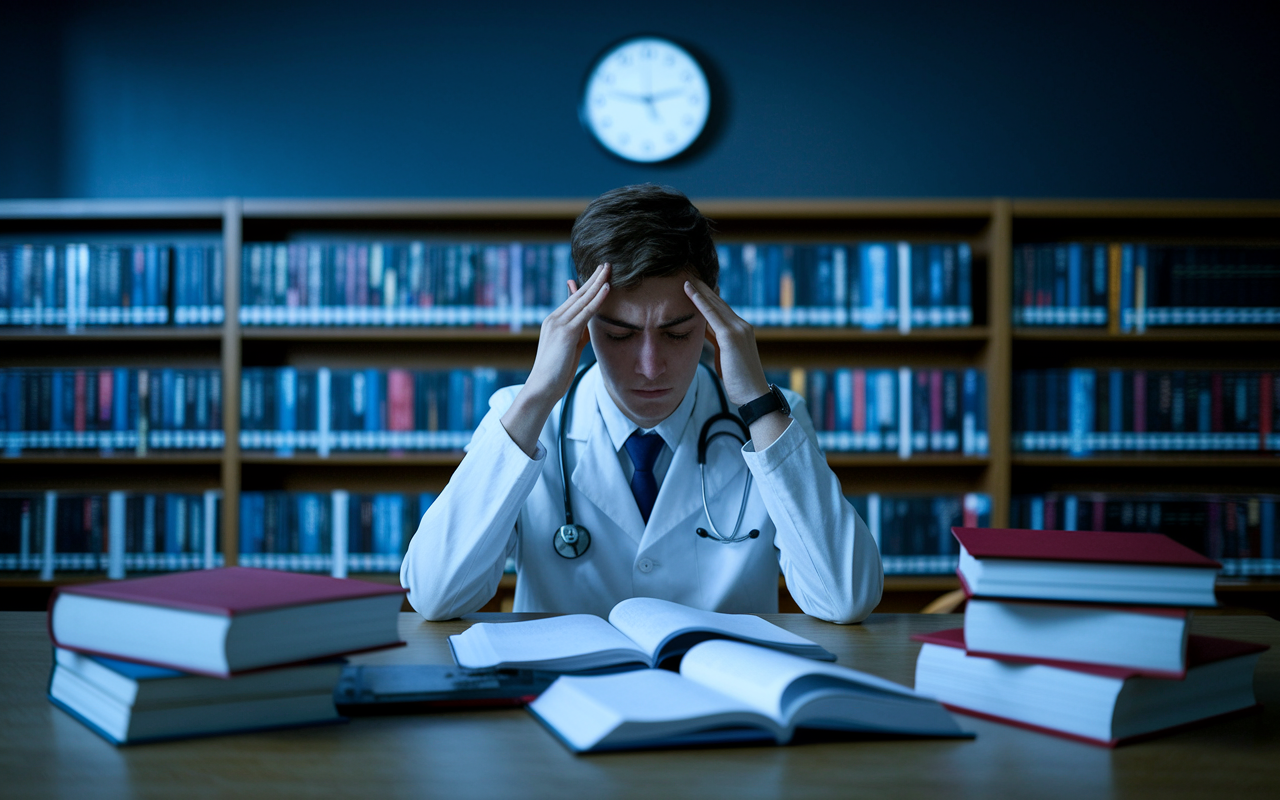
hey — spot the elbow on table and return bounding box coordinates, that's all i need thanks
[400,562,466,621]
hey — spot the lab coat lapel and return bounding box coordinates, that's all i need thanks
[642,369,747,548]
[569,384,647,546]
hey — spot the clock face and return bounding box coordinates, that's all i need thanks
[581,36,711,164]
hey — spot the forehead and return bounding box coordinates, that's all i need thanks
[596,274,699,325]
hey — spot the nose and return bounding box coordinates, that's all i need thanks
[636,332,665,381]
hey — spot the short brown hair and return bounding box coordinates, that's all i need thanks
[570,184,719,291]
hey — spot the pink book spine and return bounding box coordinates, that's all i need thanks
[853,369,866,433]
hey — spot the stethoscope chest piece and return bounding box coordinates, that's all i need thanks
[554,523,591,559]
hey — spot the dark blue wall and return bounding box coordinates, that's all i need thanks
[4,0,1278,199]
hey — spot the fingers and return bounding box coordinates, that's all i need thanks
[570,279,610,326]
[553,264,610,321]
[684,277,731,332]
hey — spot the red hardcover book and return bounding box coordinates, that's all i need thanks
[952,527,1221,606]
[912,627,1266,747]
[49,567,406,677]
[386,369,414,432]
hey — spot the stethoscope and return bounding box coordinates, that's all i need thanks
[554,362,759,559]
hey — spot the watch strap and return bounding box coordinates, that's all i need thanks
[738,384,789,427]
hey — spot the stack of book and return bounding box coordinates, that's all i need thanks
[47,567,406,745]
[913,528,1269,746]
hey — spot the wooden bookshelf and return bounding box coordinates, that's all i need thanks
[4,197,1279,614]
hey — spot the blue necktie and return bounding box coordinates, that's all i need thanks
[624,432,665,524]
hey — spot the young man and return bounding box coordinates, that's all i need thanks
[400,185,882,623]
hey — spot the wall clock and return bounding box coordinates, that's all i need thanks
[580,36,712,164]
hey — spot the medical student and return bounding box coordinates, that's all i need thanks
[400,185,883,623]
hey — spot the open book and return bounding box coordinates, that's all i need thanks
[528,640,969,752]
[448,597,835,672]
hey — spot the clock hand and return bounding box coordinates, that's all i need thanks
[649,88,687,102]
[610,90,650,103]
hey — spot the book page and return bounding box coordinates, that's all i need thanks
[607,597,823,663]
[449,614,647,670]
[529,669,782,752]
[680,639,921,722]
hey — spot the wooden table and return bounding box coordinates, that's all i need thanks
[4,611,1279,799]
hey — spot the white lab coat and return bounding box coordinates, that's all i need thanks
[400,365,883,623]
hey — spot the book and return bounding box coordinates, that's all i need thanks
[47,647,344,745]
[1014,242,1280,329]
[962,597,1192,677]
[1009,491,1279,577]
[528,639,969,753]
[49,567,406,677]
[953,527,1221,606]
[1013,368,1278,454]
[333,664,557,714]
[448,597,835,672]
[913,628,1267,747]
[847,492,992,575]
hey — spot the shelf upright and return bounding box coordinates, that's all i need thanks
[221,198,243,565]
[984,199,1013,526]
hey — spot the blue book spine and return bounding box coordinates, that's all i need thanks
[1067,243,1082,324]
[1110,370,1124,444]
[239,493,263,555]
[277,367,297,456]
[928,245,944,326]
[957,243,971,324]
[164,495,179,556]
[1262,499,1275,560]
[386,494,404,556]
[1069,368,1094,457]
[962,369,976,456]
[834,369,853,441]
[447,371,466,432]
[364,368,381,434]
[1119,244,1134,332]
[1092,244,1107,324]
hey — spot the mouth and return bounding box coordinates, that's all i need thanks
[631,388,673,400]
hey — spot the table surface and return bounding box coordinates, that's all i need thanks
[5,611,1280,800]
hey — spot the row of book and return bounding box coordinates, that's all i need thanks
[240,367,528,453]
[0,489,442,578]
[0,242,225,327]
[915,528,1266,746]
[1014,243,1280,328]
[2,488,994,579]
[0,491,223,578]
[847,493,990,574]
[769,367,989,456]
[1010,492,1279,576]
[1013,368,1277,453]
[240,240,975,330]
[715,242,972,329]
[0,368,224,453]
[239,490,436,574]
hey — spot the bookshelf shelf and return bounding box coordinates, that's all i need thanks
[1013,455,1280,468]
[0,328,225,343]
[1013,329,1280,343]
[0,454,225,465]
[6,196,1280,608]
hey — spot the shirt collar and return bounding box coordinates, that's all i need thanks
[594,367,699,454]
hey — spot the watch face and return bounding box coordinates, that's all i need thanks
[580,36,711,163]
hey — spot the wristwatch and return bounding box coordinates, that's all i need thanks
[738,384,791,427]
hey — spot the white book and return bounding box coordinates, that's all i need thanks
[49,647,343,746]
[449,597,834,672]
[529,639,966,752]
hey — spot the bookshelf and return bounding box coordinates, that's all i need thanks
[3,197,1278,615]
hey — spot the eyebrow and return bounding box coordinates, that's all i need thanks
[596,313,696,331]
